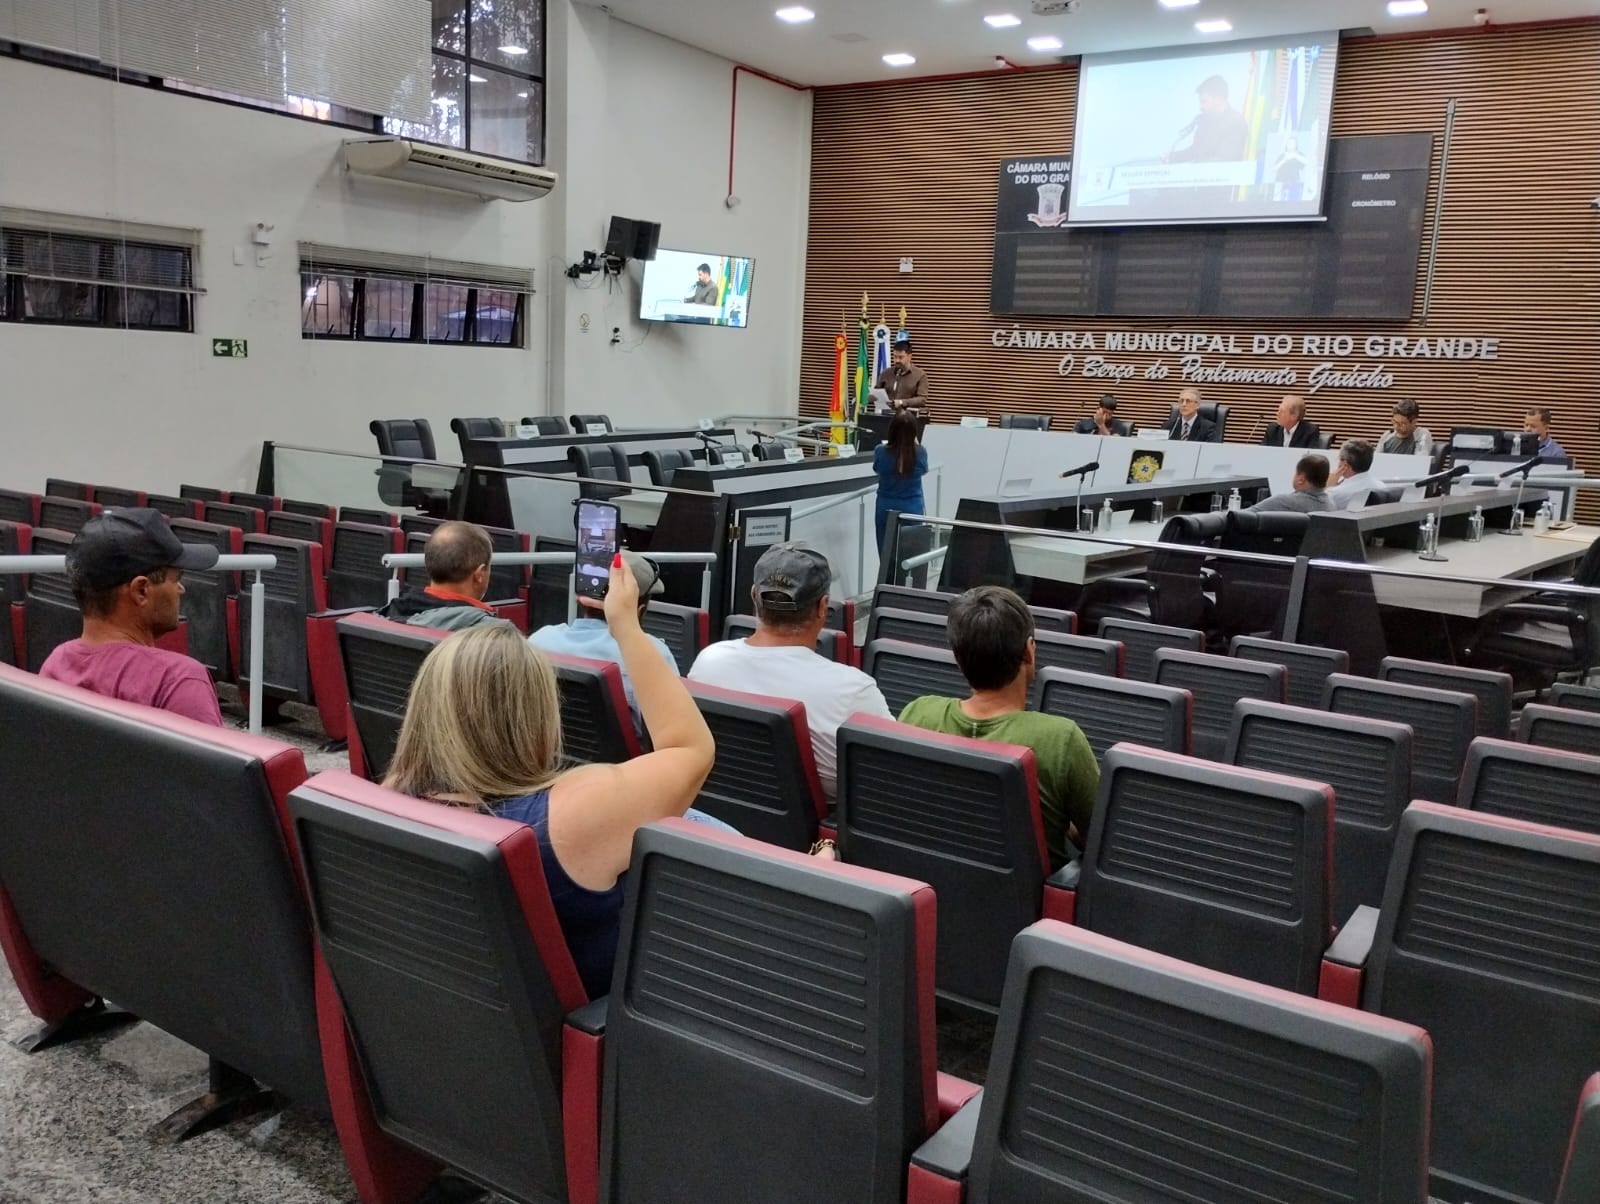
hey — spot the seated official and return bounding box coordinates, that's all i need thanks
[688,542,890,803]
[383,561,715,999]
[1262,395,1321,448]
[1166,387,1220,443]
[1074,394,1129,437]
[380,521,507,632]
[1377,397,1435,457]
[529,550,678,724]
[1246,453,1332,514]
[1328,439,1377,510]
[1524,407,1568,462]
[41,508,224,726]
[874,338,927,410]
[897,586,1099,867]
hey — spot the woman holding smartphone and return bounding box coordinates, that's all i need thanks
[384,555,715,997]
[872,410,929,553]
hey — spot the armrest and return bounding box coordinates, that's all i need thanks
[908,1091,983,1203]
[565,996,609,1037]
[562,996,610,1204]
[1041,860,1080,924]
[1318,904,1380,1008]
[937,1072,981,1123]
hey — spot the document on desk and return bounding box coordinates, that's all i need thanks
[1538,525,1599,545]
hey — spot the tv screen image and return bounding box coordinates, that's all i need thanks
[1068,32,1339,227]
[638,249,755,328]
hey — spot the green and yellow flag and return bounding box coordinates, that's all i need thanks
[853,292,871,425]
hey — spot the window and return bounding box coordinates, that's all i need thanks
[0,211,199,333]
[385,1,544,164]
[300,244,532,348]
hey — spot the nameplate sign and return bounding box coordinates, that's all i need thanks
[783,447,806,464]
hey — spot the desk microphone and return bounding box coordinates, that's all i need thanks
[1495,455,1541,481]
[1245,414,1268,444]
[695,430,725,449]
[1059,461,1099,534]
[1412,464,1470,491]
[746,428,770,444]
[1058,461,1100,479]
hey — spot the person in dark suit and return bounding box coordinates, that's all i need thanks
[1166,387,1219,443]
[1074,394,1128,436]
[1262,395,1321,448]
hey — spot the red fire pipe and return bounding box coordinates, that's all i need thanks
[730,63,810,199]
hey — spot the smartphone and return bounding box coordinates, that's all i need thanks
[574,500,621,600]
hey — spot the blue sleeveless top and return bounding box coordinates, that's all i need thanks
[493,789,626,999]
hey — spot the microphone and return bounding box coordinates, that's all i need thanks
[1058,461,1100,480]
[1495,455,1541,481]
[1412,464,1470,491]
[695,430,725,449]
[746,428,770,444]
[1246,414,1268,444]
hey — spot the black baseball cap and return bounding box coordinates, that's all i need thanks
[752,541,832,614]
[66,508,219,591]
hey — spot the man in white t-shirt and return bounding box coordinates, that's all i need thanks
[688,542,889,801]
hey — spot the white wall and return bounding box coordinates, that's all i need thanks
[0,3,813,497]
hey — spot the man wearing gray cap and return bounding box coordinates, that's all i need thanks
[529,549,679,722]
[40,508,224,726]
[688,541,890,802]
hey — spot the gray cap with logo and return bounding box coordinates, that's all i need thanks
[752,541,833,614]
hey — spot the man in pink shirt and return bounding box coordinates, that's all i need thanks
[40,508,225,726]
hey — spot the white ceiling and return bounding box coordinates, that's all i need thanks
[593,0,1600,87]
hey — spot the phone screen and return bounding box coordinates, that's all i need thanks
[574,500,620,599]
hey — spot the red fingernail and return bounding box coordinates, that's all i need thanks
[612,553,623,568]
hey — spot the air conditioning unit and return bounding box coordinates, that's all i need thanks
[342,138,558,202]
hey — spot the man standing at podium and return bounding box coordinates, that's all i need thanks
[1262,395,1321,448]
[684,263,718,306]
[874,338,928,411]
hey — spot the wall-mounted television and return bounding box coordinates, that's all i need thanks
[1068,32,1339,227]
[638,248,754,328]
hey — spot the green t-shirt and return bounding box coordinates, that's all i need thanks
[897,696,1101,866]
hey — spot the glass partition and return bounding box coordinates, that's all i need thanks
[271,444,468,517]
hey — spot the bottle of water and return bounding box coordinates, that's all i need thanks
[1420,513,1440,558]
[1227,488,1242,512]
[1468,505,1485,543]
[1210,493,1224,513]
[1100,497,1115,533]
[1535,501,1552,536]
[1150,499,1165,528]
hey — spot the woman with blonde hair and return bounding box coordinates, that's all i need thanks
[385,556,714,996]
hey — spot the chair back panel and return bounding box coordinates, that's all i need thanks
[0,488,39,525]
[1153,648,1285,761]
[22,529,80,672]
[1521,704,1600,758]
[862,639,968,716]
[547,652,639,765]
[37,497,98,534]
[44,478,90,501]
[1327,674,1477,803]
[1230,636,1349,710]
[0,520,30,665]
[641,600,708,675]
[866,607,946,651]
[1037,668,1190,759]
[90,485,146,509]
[689,683,822,850]
[170,518,243,680]
[329,522,401,611]
[338,614,446,782]
[1461,737,1600,835]
[1380,656,1513,740]
[1098,617,1203,682]
[530,535,575,630]
[201,501,265,533]
[1032,631,1121,679]
[1551,683,1600,715]
[240,535,321,701]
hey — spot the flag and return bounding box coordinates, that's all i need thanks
[854,303,871,424]
[872,323,892,391]
[830,333,849,446]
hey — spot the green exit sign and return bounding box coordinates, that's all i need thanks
[211,338,248,358]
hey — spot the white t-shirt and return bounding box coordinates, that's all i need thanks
[688,640,891,801]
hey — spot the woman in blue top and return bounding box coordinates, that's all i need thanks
[383,556,715,998]
[872,409,929,553]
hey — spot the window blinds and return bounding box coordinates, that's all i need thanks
[298,243,535,294]
[0,208,202,294]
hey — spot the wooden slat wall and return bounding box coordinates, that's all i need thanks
[800,22,1600,497]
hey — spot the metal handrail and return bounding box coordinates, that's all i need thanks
[791,484,879,521]
[0,553,279,734]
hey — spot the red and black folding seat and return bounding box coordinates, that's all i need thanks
[335,612,446,782]
[544,651,641,765]
[22,528,83,671]
[1230,634,1348,709]
[1053,745,1335,998]
[871,584,1077,634]
[338,505,398,527]
[1380,655,1514,739]
[1550,682,1600,715]
[836,715,1071,1011]
[601,818,977,1204]
[0,487,41,525]
[1321,803,1600,1203]
[200,499,266,534]
[36,496,99,534]
[1230,698,1412,923]
[686,681,826,849]
[266,510,334,574]
[86,484,147,509]
[530,533,575,630]
[1460,735,1600,835]
[145,492,199,520]
[169,517,243,681]
[43,477,90,501]
[1036,667,1190,758]
[328,521,405,611]
[1520,702,1600,758]
[286,770,607,1204]
[1153,647,1284,761]
[1326,672,1477,803]
[908,923,1432,1204]
[0,518,30,667]
[179,483,227,504]
[228,490,281,515]
[863,638,969,716]
[641,601,708,673]
[1097,616,1202,682]
[277,497,335,520]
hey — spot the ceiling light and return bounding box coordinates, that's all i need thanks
[1386,0,1428,14]
[468,73,487,82]
[775,5,815,21]
[1027,34,1063,51]
[984,13,1022,27]
[1194,18,1233,33]
[498,44,529,54]
[1159,0,1200,7]
[882,52,916,66]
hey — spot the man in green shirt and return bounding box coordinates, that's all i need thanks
[898,585,1100,866]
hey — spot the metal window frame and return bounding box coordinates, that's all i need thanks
[429,0,547,165]
[0,225,196,334]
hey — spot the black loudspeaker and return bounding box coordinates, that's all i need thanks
[631,221,661,261]
[604,215,635,259]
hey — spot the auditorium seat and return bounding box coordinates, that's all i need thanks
[544,651,641,765]
[180,483,228,504]
[327,521,405,611]
[863,639,968,715]
[530,534,575,630]
[1214,511,1307,638]
[0,518,30,666]
[1229,699,1412,923]
[1561,1076,1600,1204]
[1032,630,1122,679]
[88,484,146,509]
[265,511,334,574]
[1079,512,1227,632]
[449,416,502,459]
[570,413,614,434]
[21,529,82,671]
[1165,400,1231,439]
[602,818,973,1203]
[722,613,848,662]
[338,505,397,527]
[37,496,99,534]
[1230,635,1349,710]
[1459,736,1600,834]
[1520,701,1600,757]
[369,417,438,461]
[1325,672,1477,803]
[685,682,825,848]
[1552,682,1600,713]
[482,524,532,630]
[286,770,604,1204]
[907,922,1431,1204]
[0,487,40,525]
[0,666,344,1147]
[1097,616,1203,681]
[200,499,265,534]
[996,414,1050,430]
[1323,802,1600,1203]
[641,600,708,673]
[398,513,444,538]
[44,477,90,501]
[569,444,633,499]
[1379,655,1513,739]
[336,613,446,782]
[278,497,335,520]
[866,606,947,650]
[1055,745,1333,996]
[169,518,243,680]
[145,492,199,520]
[520,415,569,436]
[1152,647,1285,760]
[643,448,695,487]
[752,441,790,462]
[228,490,280,515]
[1036,668,1191,759]
[707,443,751,467]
